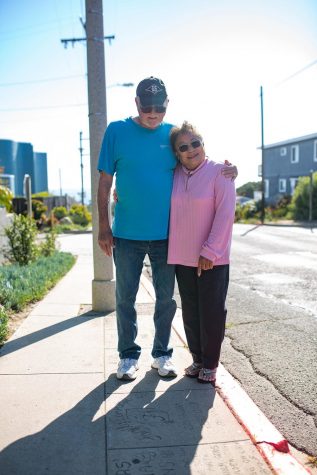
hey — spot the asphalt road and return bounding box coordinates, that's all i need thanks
[174,223,317,458]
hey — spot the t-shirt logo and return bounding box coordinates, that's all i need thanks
[145,85,163,95]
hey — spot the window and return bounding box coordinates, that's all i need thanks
[258,164,262,177]
[279,178,287,193]
[291,145,299,163]
[314,140,317,162]
[280,147,287,156]
[264,179,269,199]
[290,178,299,195]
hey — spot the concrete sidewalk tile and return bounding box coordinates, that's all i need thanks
[136,283,154,304]
[28,302,81,318]
[43,284,92,305]
[0,373,105,475]
[104,313,185,350]
[106,389,247,450]
[104,347,205,394]
[0,315,104,374]
[107,440,272,475]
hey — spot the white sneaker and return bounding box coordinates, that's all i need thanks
[116,358,139,380]
[151,356,177,378]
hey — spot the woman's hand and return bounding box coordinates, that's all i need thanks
[221,159,238,181]
[197,256,213,277]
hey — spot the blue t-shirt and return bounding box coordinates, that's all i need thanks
[98,117,177,240]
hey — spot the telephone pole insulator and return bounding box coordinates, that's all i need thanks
[60,35,115,49]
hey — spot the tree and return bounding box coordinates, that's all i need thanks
[0,186,13,212]
[236,181,261,198]
[290,173,317,220]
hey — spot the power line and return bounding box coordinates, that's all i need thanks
[277,58,317,86]
[0,103,87,112]
[0,74,86,87]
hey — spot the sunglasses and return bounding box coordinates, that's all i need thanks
[140,105,167,113]
[178,140,202,153]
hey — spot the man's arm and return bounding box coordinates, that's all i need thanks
[97,171,114,257]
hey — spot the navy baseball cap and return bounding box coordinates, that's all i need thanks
[136,76,167,106]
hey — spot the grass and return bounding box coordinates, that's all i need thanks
[0,251,76,345]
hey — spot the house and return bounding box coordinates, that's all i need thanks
[259,133,317,204]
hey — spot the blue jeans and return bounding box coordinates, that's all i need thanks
[113,238,176,360]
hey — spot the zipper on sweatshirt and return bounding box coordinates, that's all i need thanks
[185,171,192,191]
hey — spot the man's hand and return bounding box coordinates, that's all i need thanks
[197,256,213,277]
[221,159,238,181]
[98,228,114,257]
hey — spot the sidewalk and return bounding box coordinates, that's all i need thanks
[0,238,309,474]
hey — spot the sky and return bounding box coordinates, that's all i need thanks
[1,0,317,200]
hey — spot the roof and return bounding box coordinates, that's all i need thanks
[262,132,317,149]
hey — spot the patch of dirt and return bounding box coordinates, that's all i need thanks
[5,303,36,341]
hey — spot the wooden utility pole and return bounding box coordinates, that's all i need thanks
[79,131,84,205]
[260,86,265,224]
[85,0,115,311]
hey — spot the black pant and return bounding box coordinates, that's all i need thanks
[176,264,229,369]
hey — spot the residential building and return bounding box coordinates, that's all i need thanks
[0,139,48,196]
[259,133,317,204]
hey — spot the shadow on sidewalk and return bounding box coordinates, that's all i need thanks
[0,370,215,474]
[0,310,108,358]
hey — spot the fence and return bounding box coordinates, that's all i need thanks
[12,195,76,215]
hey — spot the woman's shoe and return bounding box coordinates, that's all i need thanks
[184,362,202,378]
[197,368,217,385]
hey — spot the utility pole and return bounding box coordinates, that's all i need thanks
[309,169,313,222]
[59,168,62,196]
[85,0,115,311]
[24,174,32,218]
[260,86,265,224]
[79,131,84,205]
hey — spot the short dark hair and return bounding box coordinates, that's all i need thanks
[170,121,203,154]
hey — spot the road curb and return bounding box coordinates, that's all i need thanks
[140,273,312,475]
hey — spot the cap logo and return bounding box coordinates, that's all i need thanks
[145,84,163,95]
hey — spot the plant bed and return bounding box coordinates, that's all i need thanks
[0,251,76,346]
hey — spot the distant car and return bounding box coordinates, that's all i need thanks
[236,196,256,208]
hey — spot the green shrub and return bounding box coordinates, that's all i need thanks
[0,305,9,345]
[69,204,92,226]
[5,214,38,265]
[39,229,57,257]
[0,186,13,212]
[0,251,76,311]
[290,173,317,220]
[235,202,259,222]
[32,199,48,220]
[52,206,68,220]
[32,192,51,198]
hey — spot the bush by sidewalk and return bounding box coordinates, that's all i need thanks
[0,251,76,345]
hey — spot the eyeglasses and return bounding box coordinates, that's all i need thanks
[140,105,167,114]
[178,140,202,153]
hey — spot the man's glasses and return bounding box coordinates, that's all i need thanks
[140,105,167,114]
[178,140,202,153]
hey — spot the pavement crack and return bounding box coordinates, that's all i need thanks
[224,334,316,419]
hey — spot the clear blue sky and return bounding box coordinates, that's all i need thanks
[1,0,317,197]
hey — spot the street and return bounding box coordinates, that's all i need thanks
[210,224,316,457]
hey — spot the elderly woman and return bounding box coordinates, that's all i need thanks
[168,121,236,384]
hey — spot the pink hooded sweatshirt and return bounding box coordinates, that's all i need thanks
[167,159,236,267]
